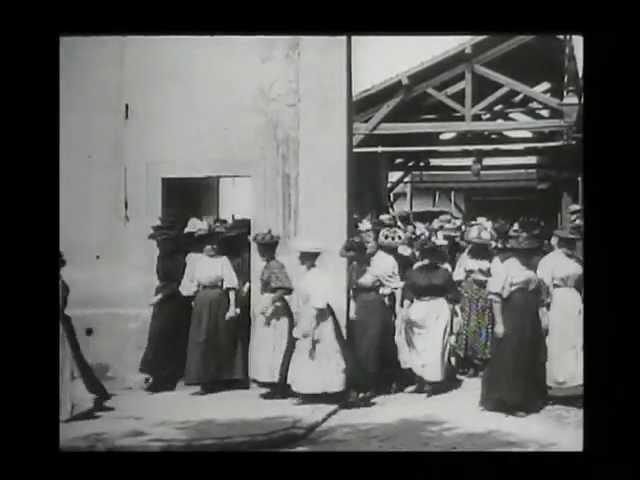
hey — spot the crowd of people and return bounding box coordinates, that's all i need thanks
[59,205,584,421]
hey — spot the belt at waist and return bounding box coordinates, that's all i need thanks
[353,287,379,294]
[200,284,223,290]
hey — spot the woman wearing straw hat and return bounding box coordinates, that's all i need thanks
[452,224,496,378]
[481,232,549,416]
[249,230,295,399]
[287,239,346,402]
[183,233,241,395]
[537,224,583,404]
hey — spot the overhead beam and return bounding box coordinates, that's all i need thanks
[465,63,473,122]
[388,161,417,193]
[353,90,407,147]
[411,170,539,182]
[353,36,488,102]
[405,36,535,102]
[426,87,466,114]
[354,140,571,154]
[472,64,563,111]
[471,86,512,114]
[354,36,535,123]
[353,119,571,135]
[409,181,542,190]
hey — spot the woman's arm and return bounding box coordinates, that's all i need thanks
[491,297,505,338]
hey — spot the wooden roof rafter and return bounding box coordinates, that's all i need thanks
[354,36,535,124]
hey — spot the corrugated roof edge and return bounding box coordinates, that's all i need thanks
[353,36,486,101]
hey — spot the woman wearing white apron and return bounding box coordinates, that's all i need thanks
[397,243,459,396]
[537,225,583,401]
[248,230,295,399]
[287,240,346,402]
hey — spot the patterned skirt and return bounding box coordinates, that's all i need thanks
[455,279,494,363]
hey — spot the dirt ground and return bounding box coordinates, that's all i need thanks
[283,377,582,451]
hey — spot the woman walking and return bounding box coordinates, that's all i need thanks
[537,225,583,403]
[481,232,549,416]
[139,218,192,393]
[60,251,111,421]
[341,237,388,405]
[183,234,241,395]
[287,240,346,403]
[396,245,459,397]
[453,224,496,377]
[249,230,296,399]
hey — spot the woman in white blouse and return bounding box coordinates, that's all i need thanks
[183,235,241,395]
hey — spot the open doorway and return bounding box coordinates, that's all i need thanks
[160,174,253,290]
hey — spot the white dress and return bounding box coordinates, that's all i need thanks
[249,259,293,384]
[287,267,346,394]
[396,297,452,382]
[537,250,583,389]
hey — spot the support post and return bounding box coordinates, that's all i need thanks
[465,62,473,123]
[578,175,583,206]
[407,176,414,213]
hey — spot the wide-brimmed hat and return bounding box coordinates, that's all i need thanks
[253,229,280,246]
[340,236,367,258]
[292,238,323,253]
[184,217,209,234]
[378,227,405,248]
[466,224,495,245]
[357,218,374,233]
[431,231,449,246]
[568,204,582,215]
[505,233,542,251]
[554,223,583,240]
[378,214,396,227]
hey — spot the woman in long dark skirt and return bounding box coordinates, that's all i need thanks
[139,232,192,393]
[481,233,549,416]
[341,237,388,405]
[184,235,240,395]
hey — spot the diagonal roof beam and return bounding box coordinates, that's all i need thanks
[353,89,407,146]
[388,161,417,193]
[472,64,563,111]
[354,36,534,123]
[471,86,512,114]
[355,80,467,123]
[353,36,487,102]
[405,36,535,102]
[426,87,466,114]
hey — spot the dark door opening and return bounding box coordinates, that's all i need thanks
[161,177,220,226]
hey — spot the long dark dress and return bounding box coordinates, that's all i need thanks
[347,262,390,394]
[481,257,548,413]
[139,250,192,387]
[231,251,251,381]
[183,255,241,386]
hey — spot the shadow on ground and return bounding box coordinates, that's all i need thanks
[285,416,558,451]
[61,414,316,451]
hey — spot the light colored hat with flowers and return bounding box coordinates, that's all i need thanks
[292,237,324,253]
[378,227,405,248]
[466,224,495,245]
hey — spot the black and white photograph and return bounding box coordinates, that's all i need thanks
[59,34,583,451]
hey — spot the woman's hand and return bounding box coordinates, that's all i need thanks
[494,323,505,339]
[150,294,163,306]
[226,307,240,320]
